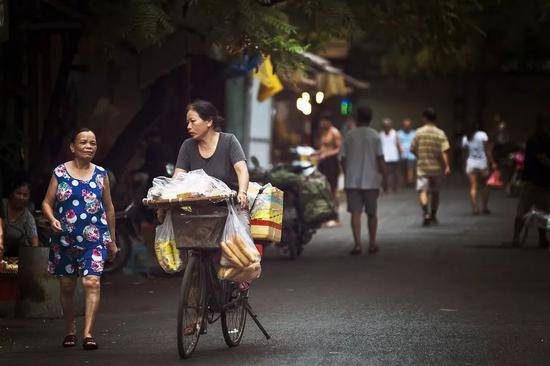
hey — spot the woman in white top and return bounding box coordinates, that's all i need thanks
[379,118,402,192]
[462,127,497,214]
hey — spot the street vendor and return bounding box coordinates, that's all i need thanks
[1,177,40,257]
[41,128,118,350]
[173,100,249,210]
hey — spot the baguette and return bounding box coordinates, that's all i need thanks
[220,241,245,267]
[233,234,260,263]
[225,237,251,267]
[232,262,261,283]
[218,266,240,280]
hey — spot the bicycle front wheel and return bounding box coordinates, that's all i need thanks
[221,282,247,347]
[177,255,206,359]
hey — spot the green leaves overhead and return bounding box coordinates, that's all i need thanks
[85,0,550,78]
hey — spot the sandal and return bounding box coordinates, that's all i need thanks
[368,245,379,254]
[82,337,99,350]
[62,334,77,348]
[239,281,251,292]
[349,247,363,255]
[182,322,197,336]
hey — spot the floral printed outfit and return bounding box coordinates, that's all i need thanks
[48,163,111,277]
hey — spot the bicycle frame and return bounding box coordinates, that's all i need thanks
[188,249,242,318]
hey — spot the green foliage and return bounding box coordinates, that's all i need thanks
[83,0,550,78]
[89,0,176,53]
[348,0,550,77]
[181,0,308,76]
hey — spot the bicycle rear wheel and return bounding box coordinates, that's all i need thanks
[221,282,247,347]
[177,255,206,359]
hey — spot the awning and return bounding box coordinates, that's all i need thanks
[300,51,369,90]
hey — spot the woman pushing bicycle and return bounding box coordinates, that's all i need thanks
[155,100,267,358]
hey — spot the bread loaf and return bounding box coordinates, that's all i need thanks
[231,262,261,283]
[221,241,245,267]
[218,266,240,280]
[232,234,260,263]
[225,237,251,267]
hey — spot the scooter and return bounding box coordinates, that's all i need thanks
[104,163,174,274]
[506,151,525,198]
[250,147,335,259]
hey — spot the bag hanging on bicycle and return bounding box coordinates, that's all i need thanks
[154,211,185,274]
[218,202,262,282]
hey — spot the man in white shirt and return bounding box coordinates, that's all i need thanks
[340,106,388,255]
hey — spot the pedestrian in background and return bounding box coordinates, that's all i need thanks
[462,125,497,215]
[317,114,343,227]
[379,118,402,192]
[1,176,40,257]
[410,108,451,226]
[341,116,357,137]
[340,106,388,255]
[42,128,118,350]
[0,217,4,271]
[397,119,416,187]
[509,117,550,248]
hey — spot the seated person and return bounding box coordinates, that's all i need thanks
[1,177,39,257]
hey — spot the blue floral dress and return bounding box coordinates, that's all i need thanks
[48,163,111,277]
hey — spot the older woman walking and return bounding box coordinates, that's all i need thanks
[42,128,118,350]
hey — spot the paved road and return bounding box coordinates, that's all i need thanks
[2,178,550,365]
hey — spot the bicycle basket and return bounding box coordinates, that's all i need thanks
[171,204,228,249]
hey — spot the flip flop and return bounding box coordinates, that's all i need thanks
[62,334,77,348]
[82,337,99,350]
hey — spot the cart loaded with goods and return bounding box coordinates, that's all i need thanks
[143,169,283,281]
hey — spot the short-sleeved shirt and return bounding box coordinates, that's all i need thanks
[397,129,416,160]
[411,124,450,176]
[462,131,489,169]
[1,198,38,245]
[523,134,550,188]
[340,126,383,190]
[175,132,247,190]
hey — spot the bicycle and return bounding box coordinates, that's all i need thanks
[144,195,270,359]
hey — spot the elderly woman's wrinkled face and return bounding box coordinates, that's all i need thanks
[187,109,212,140]
[11,184,30,210]
[71,131,97,162]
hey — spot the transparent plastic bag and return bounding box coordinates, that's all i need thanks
[147,169,233,200]
[154,211,184,274]
[218,202,261,282]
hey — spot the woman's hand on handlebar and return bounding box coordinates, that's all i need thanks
[237,191,248,210]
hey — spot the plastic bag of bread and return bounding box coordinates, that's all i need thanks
[218,202,261,282]
[154,211,184,274]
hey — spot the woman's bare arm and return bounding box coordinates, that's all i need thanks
[41,175,62,233]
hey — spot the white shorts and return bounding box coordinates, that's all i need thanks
[466,159,488,175]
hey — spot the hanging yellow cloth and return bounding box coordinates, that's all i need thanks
[254,56,284,102]
[317,72,349,98]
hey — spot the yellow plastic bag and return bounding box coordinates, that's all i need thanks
[154,211,184,274]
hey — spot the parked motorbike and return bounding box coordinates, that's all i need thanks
[250,146,335,259]
[104,163,174,273]
[505,151,525,198]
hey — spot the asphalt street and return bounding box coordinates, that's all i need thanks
[2,178,550,365]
